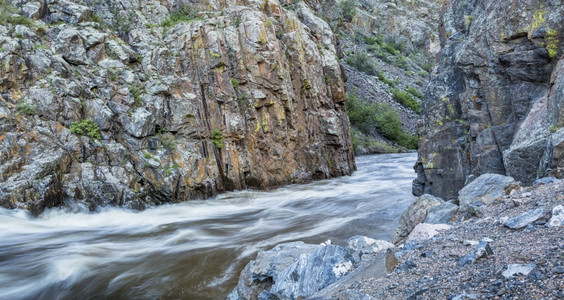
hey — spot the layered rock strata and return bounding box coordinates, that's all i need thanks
[0,0,355,214]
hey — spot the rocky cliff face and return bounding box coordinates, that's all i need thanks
[0,0,355,214]
[414,0,564,200]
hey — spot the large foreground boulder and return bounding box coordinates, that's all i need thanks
[458,174,515,210]
[228,242,355,300]
[392,194,457,245]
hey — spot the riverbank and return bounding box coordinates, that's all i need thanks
[332,178,564,299]
[228,175,564,299]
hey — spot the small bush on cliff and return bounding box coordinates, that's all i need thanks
[1,1,33,26]
[211,129,223,149]
[406,86,424,99]
[345,52,378,76]
[392,88,421,113]
[161,5,203,29]
[69,119,101,140]
[346,93,418,149]
[16,101,37,116]
[340,0,356,22]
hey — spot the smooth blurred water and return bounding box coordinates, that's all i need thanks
[0,153,417,299]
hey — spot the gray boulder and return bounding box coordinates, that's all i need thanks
[504,208,546,229]
[502,264,537,278]
[228,242,354,300]
[47,0,93,24]
[503,96,551,185]
[391,194,443,245]
[458,174,515,209]
[56,28,89,65]
[547,205,563,228]
[270,245,354,299]
[346,235,394,255]
[425,202,458,224]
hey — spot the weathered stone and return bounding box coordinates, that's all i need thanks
[406,223,451,242]
[547,205,564,227]
[458,174,515,209]
[533,177,560,185]
[346,235,394,254]
[424,202,458,224]
[503,96,551,185]
[270,245,354,299]
[458,239,493,267]
[392,194,443,245]
[229,242,354,300]
[47,0,93,24]
[385,249,399,273]
[504,208,546,229]
[502,264,537,278]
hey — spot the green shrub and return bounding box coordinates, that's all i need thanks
[0,0,16,23]
[376,73,395,88]
[346,93,418,149]
[16,101,37,116]
[129,85,143,108]
[238,92,248,103]
[1,1,34,26]
[10,15,32,26]
[420,62,434,73]
[231,78,240,89]
[395,55,409,71]
[382,43,398,55]
[345,52,378,76]
[406,86,424,99]
[364,35,383,46]
[340,0,356,22]
[69,119,101,140]
[211,129,223,149]
[392,88,421,113]
[87,13,103,24]
[161,5,203,29]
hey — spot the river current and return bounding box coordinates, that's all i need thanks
[0,153,417,299]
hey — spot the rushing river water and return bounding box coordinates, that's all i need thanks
[0,153,417,300]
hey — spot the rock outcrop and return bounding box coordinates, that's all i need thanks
[391,193,455,245]
[228,241,356,300]
[414,0,564,199]
[0,0,355,214]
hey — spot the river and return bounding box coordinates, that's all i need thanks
[0,153,417,299]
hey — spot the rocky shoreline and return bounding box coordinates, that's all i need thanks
[227,174,564,299]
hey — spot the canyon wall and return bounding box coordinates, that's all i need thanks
[414,0,564,199]
[0,0,355,214]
